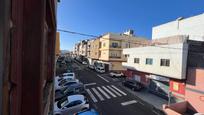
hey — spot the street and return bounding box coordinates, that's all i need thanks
[71,60,164,115]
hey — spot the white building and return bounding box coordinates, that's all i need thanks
[152,13,204,41]
[122,37,188,80]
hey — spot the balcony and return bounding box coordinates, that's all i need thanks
[110,45,121,48]
[109,56,121,59]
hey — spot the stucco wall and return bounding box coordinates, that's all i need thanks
[152,13,204,41]
[122,43,188,79]
[186,68,204,113]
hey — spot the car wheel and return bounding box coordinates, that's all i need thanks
[131,87,135,91]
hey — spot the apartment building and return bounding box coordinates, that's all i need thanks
[99,30,148,71]
[74,40,89,57]
[87,38,100,65]
[79,40,89,56]
[123,13,204,113]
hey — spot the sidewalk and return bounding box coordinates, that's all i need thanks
[119,83,168,110]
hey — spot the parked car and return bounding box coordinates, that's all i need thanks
[109,71,124,78]
[54,95,89,115]
[76,108,99,115]
[55,83,86,101]
[88,65,94,70]
[55,79,80,90]
[62,72,75,78]
[95,67,105,73]
[122,80,143,91]
[56,73,75,81]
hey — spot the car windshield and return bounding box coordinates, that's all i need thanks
[57,97,69,109]
[66,74,73,76]
[64,82,77,86]
[62,87,73,94]
[58,79,67,86]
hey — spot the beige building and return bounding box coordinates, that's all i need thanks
[98,30,148,71]
[74,40,89,57]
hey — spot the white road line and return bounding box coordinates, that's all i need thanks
[121,100,137,106]
[92,88,104,101]
[97,87,111,99]
[102,86,116,98]
[84,83,97,87]
[97,75,109,82]
[107,86,122,97]
[86,89,98,103]
[111,85,127,96]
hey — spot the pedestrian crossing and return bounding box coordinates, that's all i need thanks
[86,85,127,103]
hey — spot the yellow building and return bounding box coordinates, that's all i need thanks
[90,38,100,59]
[99,31,148,71]
[56,32,60,56]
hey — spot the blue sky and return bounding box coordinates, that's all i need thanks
[57,0,204,50]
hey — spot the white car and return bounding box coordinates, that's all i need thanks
[109,72,124,77]
[62,73,75,78]
[95,67,105,73]
[55,79,79,90]
[54,95,89,115]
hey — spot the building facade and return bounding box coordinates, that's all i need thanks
[123,13,204,114]
[99,31,148,71]
[152,13,204,41]
[87,38,100,65]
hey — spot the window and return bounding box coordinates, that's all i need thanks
[146,58,153,65]
[134,58,140,64]
[125,54,129,58]
[103,43,106,47]
[111,42,118,48]
[160,59,170,67]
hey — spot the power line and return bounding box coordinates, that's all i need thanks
[58,29,203,51]
[57,29,99,38]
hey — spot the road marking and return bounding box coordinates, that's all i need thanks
[86,89,98,103]
[107,86,122,97]
[97,87,111,99]
[111,85,127,96]
[97,75,109,82]
[92,88,104,101]
[84,83,97,87]
[138,101,145,106]
[121,100,137,106]
[102,86,116,98]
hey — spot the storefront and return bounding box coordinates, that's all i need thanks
[147,75,170,100]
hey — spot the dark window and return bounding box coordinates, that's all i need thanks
[146,58,153,65]
[160,59,170,67]
[111,42,118,48]
[134,58,140,64]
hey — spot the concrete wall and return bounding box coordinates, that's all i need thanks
[122,43,188,79]
[152,13,204,41]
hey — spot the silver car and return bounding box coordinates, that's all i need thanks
[54,95,89,115]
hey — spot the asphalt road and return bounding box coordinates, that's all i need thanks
[71,60,164,115]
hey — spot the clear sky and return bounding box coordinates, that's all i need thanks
[57,0,204,51]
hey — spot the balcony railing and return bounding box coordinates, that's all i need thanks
[109,45,121,48]
[109,56,121,59]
